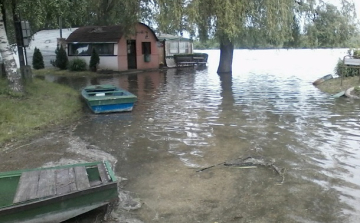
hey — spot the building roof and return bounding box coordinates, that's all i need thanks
[66,25,124,43]
[66,23,159,43]
[157,33,192,42]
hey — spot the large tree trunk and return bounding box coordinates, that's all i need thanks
[0,12,23,92]
[217,38,234,74]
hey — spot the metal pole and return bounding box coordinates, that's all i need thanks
[341,65,343,86]
[59,16,62,38]
[23,46,28,65]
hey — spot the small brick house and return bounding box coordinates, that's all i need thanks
[66,23,159,71]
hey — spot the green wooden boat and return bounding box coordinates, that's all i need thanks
[0,161,118,223]
[81,84,137,113]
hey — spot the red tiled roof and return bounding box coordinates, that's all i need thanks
[66,25,124,43]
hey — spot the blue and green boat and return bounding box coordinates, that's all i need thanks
[81,85,137,113]
[0,161,118,223]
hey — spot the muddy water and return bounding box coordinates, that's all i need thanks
[16,49,360,222]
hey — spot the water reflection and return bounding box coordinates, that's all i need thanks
[53,49,360,222]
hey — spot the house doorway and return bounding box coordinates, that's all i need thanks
[127,40,137,69]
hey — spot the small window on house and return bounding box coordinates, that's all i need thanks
[69,43,90,55]
[142,42,151,55]
[92,43,115,55]
[169,42,178,54]
[179,42,186,53]
[185,42,190,53]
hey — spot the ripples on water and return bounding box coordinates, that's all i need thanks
[73,49,360,221]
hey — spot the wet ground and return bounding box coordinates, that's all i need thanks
[1,49,360,223]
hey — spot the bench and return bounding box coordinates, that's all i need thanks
[344,57,360,66]
[174,55,208,67]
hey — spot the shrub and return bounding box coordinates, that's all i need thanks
[52,45,68,70]
[334,59,359,77]
[32,47,45,69]
[89,48,100,72]
[68,58,87,71]
[354,49,360,58]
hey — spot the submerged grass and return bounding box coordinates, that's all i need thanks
[33,68,145,78]
[33,68,101,77]
[0,78,83,144]
[316,76,360,94]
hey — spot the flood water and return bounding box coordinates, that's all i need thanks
[64,49,360,222]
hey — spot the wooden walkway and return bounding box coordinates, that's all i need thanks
[13,164,109,204]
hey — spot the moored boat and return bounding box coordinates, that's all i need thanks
[0,161,118,223]
[81,84,137,113]
[312,74,333,86]
[331,90,346,98]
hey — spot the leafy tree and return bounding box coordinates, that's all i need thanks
[283,16,302,48]
[303,2,358,48]
[155,0,296,73]
[32,47,44,69]
[89,48,100,72]
[15,0,88,33]
[154,0,359,73]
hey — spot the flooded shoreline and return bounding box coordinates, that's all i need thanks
[1,49,360,222]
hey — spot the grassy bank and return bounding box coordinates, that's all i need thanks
[33,67,149,78]
[33,68,101,77]
[316,76,360,94]
[0,78,83,145]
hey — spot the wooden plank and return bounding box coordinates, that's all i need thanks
[37,169,56,199]
[97,163,110,183]
[13,171,40,203]
[74,166,90,190]
[55,168,77,195]
[89,180,102,187]
[68,167,77,192]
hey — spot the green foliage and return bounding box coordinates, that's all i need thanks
[15,0,89,33]
[68,58,87,71]
[303,3,358,48]
[52,46,68,70]
[32,47,45,70]
[155,0,358,50]
[193,39,220,49]
[89,48,100,72]
[353,49,360,58]
[335,59,359,77]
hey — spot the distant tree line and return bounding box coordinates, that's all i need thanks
[194,33,360,50]
[193,2,360,50]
